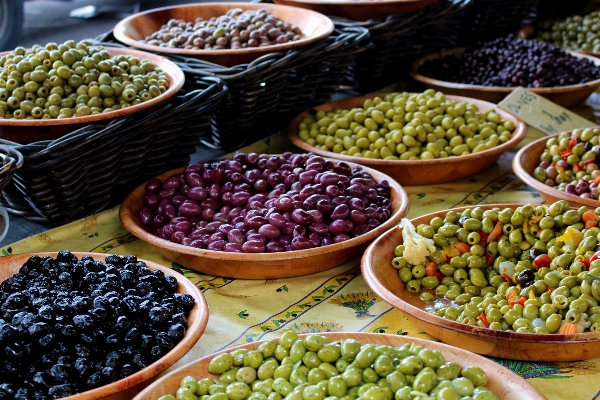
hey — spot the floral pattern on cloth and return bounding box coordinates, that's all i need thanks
[2,129,600,400]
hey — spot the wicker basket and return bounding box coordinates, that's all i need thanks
[457,0,537,46]
[0,72,227,225]
[99,25,370,151]
[531,0,590,23]
[0,145,23,192]
[332,0,472,93]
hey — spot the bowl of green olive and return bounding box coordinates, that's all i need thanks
[131,331,545,400]
[362,201,600,361]
[286,91,526,186]
[0,40,185,144]
[513,128,600,209]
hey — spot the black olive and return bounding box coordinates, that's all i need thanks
[49,364,70,383]
[516,269,536,287]
[124,327,140,343]
[175,293,195,311]
[73,314,94,330]
[150,345,164,358]
[119,364,136,379]
[168,323,186,340]
[86,372,103,389]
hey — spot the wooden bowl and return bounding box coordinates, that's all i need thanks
[113,2,334,67]
[119,159,410,279]
[286,94,527,186]
[0,48,184,144]
[410,48,600,108]
[361,204,600,362]
[0,252,209,400]
[513,130,600,209]
[131,332,546,400]
[272,0,438,22]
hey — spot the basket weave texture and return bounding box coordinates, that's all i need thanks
[458,0,536,45]
[0,74,226,225]
[100,26,370,151]
[0,145,23,192]
[333,0,472,93]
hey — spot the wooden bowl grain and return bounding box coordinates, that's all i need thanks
[119,158,410,279]
[0,48,185,144]
[410,48,600,108]
[286,94,526,186]
[113,2,334,67]
[361,204,600,362]
[0,252,209,400]
[131,332,546,400]
[513,131,600,209]
[272,0,438,22]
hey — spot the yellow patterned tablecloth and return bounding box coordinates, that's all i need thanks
[3,128,600,400]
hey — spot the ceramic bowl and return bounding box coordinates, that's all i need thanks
[0,47,184,144]
[361,204,600,361]
[113,2,334,67]
[131,332,546,400]
[0,251,209,400]
[410,48,600,108]
[286,94,526,186]
[119,158,410,279]
[513,130,600,209]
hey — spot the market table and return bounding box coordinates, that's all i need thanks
[2,122,600,400]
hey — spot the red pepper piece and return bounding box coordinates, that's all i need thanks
[486,253,494,265]
[583,158,597,166]
[581,258,591,269]
[510,297,527,307]
[560,148,573,158]
[478,312,490,328]
[434,272,444,281]
[501,273,514,285]
[478,232,488,247]
[573,163,582,172]
[533,254,551,271]
[590,251,600,263]
[569,138,578,148]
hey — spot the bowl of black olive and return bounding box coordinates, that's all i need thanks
[0,251,209,400]
[410,35,600,108]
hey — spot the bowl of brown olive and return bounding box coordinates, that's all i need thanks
[410,36,600,108]
[513,128,600,209]
[362,201,600,362]
[113,3,334,67]
[0,40,184,144]
[286,91,526,186]
[119,152,410,279]
[0,251,209,400]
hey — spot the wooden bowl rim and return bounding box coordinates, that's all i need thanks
[409,47,600,94]
[113,2,334,58]
[286,94,527,167]
[132,331,546,400]
[361,203,600,345]
[119,157,410,264]
[513,130,600,209]
[0,47,185,128]
[0,251,209,400]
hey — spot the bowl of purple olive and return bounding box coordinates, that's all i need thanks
[0,251,209,400]
[410,35,600,108]
[513,127,600,209]
[119,152,410,279]
[113,2,334,67]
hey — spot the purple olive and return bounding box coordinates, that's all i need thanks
[224,243,243,253]
[291,237,313,250]
[145,178,162,192]
[331,204,350,220]
[292,209,311,226]
[258,224,281,239]
[179,200,202,217]
[266,241,286,253]
[143,192,160,207]
[138,207,155,225]
[242,240,266,253]
[207,240,226,251]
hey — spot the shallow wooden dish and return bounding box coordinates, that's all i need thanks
[272,0,438,21]
[286,94,526,186]
[0,47,184,144]
[113,2,334,67]
[119,159,409,279]
[0,252,209,400]
[132,332,546,400]
[361,204,600,361]
[410,48,600,108]
[513,131,600,209]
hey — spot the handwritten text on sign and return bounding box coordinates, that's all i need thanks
[498,87,594,135]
